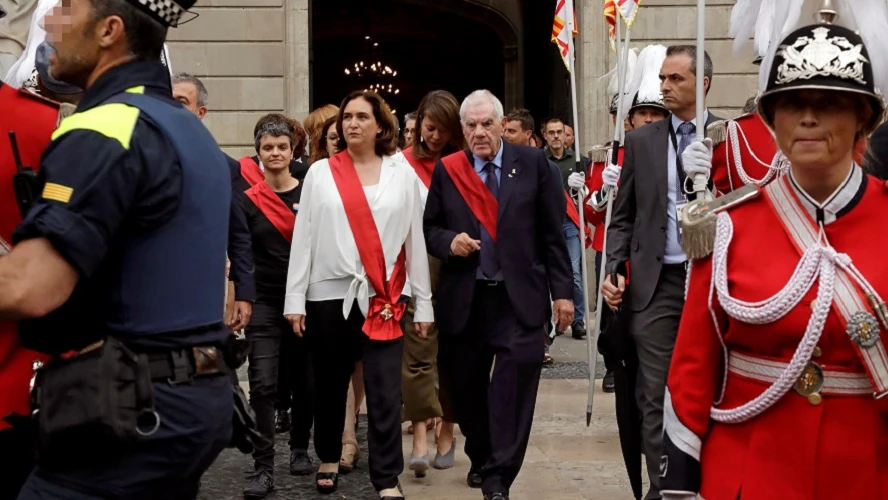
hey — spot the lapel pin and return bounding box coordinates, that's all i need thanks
[508,168,516,178]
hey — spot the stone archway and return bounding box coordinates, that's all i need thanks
[309,0,523,111]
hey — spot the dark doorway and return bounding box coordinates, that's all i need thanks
[311,0,505,120]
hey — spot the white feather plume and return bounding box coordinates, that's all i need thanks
[841,0,888,98]
[607,48,638,96]
[626,44,667,107]
[730,0,764,54]
[753,1,776,58]
[758,0,888,96]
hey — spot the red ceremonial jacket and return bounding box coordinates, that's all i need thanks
[0,84,58,431]
[584,145,624,252]
[708,113,778,194]
[662,171,888,499]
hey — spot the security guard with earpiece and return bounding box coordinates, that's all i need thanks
[0,0,246,498]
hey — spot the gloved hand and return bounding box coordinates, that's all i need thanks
[661,494,697,500]
[682,137,713,183]
[602,163,621,189]
[567,171,586,190]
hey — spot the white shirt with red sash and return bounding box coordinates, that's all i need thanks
[284,153,434,325]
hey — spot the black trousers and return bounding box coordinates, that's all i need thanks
[440,283,543,495]
[0,427,34,500]
[275,360,292,411]
[305,299,404,492]
[246,301,314,472]
[595,251,619,372]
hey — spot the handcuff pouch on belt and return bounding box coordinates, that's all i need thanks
[30,337,159,458]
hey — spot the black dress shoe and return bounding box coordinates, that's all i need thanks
[602,370,616,393]
[483,493,508,500]
[467,469,483,488]
[290,449,314,475]
[243,470,274,499]
[571,322,587,340]
[274,409,291,434]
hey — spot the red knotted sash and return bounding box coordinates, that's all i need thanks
[564,190,592,246]
[244,181,296,244]
[328,151,407,341]
[440,151,498,241]
[239,156,265,187]
[403,147,435,189]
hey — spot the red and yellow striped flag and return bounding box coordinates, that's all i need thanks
[552,0,578,70]
[604,0,617,43]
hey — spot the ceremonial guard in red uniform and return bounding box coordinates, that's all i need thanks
[0,54,59,497]
[662,2,888,499]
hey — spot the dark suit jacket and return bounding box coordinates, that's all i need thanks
[423,142,573,335]
[605,113,720,312]
[225,155,256,302]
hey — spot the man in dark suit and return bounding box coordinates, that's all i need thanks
[424,90,573,500]
[601,45,718,500]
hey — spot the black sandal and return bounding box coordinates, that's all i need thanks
[316,471,339,494]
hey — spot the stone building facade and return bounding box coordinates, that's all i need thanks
[168,0,754,158]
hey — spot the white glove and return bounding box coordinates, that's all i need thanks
[681,138,713,183]
[662,494,697,500]
[601,163,621,189]
[567,171,586,190]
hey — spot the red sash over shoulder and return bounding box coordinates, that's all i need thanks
[328,151,407,341]
[564,190,592,247]
[238,156,265,187]
[245,181,296,244]
[440,151,498,241]
[403,147,434,189]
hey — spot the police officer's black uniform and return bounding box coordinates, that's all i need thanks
[11,1,239,498]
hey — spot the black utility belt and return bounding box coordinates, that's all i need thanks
[29,337,229,462]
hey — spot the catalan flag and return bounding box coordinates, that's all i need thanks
[552,0,578,70]
[604,0,616,48]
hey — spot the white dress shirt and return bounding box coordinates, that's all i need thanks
[664,111,708,264]
[284,154,434,323]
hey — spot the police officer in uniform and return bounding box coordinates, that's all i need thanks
[0,0,234,498]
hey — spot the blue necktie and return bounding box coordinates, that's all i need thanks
[480,162,500,279]
[676,122,695,244]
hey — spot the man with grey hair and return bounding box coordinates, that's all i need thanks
[424,89,573,500]
[403,111,417,146]
[173,72,255,332]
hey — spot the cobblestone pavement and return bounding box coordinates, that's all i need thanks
[202,336,638,500]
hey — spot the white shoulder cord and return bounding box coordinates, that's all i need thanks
[727,120,789,187]
[705,211,885,423]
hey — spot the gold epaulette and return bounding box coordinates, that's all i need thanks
[588,144,610,164]
[706,119,727,146]
[680,183,760,260]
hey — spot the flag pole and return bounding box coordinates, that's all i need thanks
[563,1,594,428]
[585,5,632,426]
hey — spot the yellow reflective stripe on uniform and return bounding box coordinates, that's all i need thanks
[126,86,146,94]
[50,103,140,149]
[42,182,73,203]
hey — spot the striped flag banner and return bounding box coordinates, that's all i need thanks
[552,0,578,70]
[604,0,616,49]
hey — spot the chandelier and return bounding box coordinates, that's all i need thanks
[343,36,400,97]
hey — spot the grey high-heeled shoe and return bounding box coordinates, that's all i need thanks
[432,440,456,470]
[409,453,430,478]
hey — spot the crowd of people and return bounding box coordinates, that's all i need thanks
[4,1,888,500]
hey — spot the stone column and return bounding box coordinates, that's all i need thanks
[503,45,521,111]
[285,0,310,120]
[577,0,613,155]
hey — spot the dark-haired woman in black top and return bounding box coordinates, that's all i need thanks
[241,120,314,499]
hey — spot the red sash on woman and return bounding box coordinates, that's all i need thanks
[238,156,265,187]
[440,151,498,241]
[403,146,435,189]
[328,151,407,341]
[244,181,296,243]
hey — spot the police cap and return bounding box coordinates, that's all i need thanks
[125,0,197,28]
